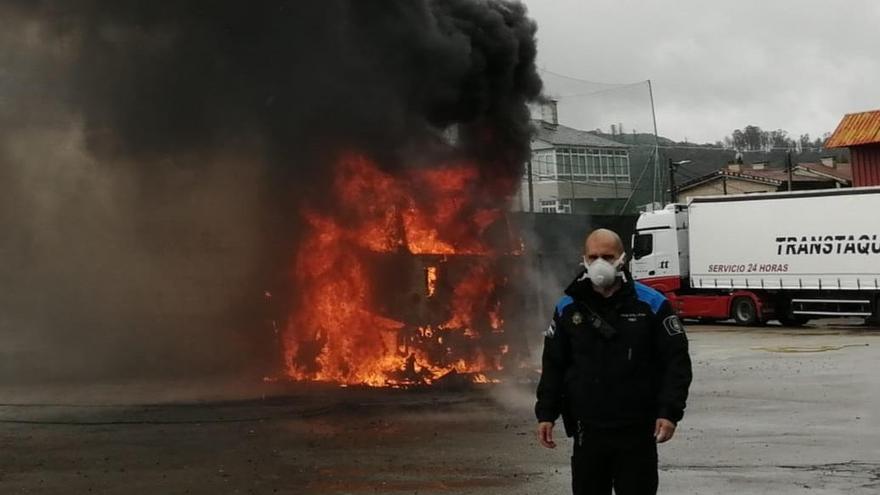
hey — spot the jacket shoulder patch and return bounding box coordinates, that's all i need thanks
[555,295,574,316]
[663,315,685,336]
[635,282,666,314]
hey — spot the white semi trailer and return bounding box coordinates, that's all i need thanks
[630,187,880,325]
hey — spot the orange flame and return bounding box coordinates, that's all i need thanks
[283,153,514,386]
[425,266,438,298]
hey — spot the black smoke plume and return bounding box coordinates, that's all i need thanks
[0,1,542,389]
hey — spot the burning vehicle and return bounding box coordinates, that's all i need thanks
[282,153,530,387]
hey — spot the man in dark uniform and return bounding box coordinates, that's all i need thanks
[535,229,692,495]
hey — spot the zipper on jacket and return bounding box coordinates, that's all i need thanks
[628,347,632,361]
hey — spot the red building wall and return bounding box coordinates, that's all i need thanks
[852,144,880,187]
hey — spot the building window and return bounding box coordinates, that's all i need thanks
[559,148,572,178]
[587,150,599,177]
[573,151,586,181]
[614,150,630,181]
[539,199,571,214]
[540,200,557,213]
[532,150,557,182]
[553,147,630,183]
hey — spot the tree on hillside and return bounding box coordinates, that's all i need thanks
[727,125,802,151]
[742,125,766,151]
[812,133,831,151]
[769,129,795,150]
[731,129,746,150]
[799,133,811,151]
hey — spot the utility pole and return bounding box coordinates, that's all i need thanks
[786,151,793,192]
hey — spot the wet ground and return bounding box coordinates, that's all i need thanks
[1,322,879,494]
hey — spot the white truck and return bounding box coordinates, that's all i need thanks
[630,187,880,325]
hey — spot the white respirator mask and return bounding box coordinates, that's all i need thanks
[581,253,627,289]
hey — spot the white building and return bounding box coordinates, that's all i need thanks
[516,103,631,214]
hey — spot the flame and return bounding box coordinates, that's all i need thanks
[283,153,515,387]
[471,373,500,384]
[426,266,438,298]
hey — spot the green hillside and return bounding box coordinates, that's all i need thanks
[587,131,850,213]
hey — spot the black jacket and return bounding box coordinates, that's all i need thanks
[535,272,692,434]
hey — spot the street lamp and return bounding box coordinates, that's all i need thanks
[668,159,692,204]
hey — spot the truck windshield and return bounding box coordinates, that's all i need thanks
[633,233,653,260]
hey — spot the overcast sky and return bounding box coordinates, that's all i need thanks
[523,0,880,143]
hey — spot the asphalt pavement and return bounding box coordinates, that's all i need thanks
[1,322,878,494]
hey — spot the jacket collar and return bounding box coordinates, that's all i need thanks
[565,269,636,305]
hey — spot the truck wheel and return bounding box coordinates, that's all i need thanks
[731,297,757,326]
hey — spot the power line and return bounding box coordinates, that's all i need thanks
[648,80,660,207]
[537,67,646,87]
[553,81,649,99]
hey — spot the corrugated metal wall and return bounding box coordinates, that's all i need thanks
[853,145,880,187]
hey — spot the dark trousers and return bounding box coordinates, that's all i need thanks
[571,423,658,495]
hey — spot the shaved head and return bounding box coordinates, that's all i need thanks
[585,228,624,258]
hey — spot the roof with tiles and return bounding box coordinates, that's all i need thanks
[531,121,628,149]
